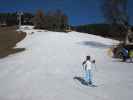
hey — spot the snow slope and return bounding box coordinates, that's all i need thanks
[0,26,133,100]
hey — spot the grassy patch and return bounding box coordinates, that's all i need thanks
[0,26,26,58]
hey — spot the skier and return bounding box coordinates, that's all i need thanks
[121,48,128,62]
[82,56,95,85]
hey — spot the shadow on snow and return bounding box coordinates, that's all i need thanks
[73,76,97,87]
[78,41,112,49]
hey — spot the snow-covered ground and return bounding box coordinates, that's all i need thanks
[0,26,133,100]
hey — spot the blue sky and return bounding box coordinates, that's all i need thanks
[0,0,132,26]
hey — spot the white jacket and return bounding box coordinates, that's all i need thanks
[84,60,92,70]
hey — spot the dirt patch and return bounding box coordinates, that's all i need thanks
[0,26,26,58]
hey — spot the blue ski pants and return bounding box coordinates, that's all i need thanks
[84,70,92,83]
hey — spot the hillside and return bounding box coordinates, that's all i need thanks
[0,26,133,100]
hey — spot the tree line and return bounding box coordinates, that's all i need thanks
[0,12,34,26]
[0,9,69,32]
[0,13,17,26]
[33,9,69,32]
[75,23,133,40]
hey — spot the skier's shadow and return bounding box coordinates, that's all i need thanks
[73,76,97,87]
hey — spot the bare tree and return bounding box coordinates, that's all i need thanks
[101,0,129,42]
[46,10,68,31]
[33,10,46,29]
[32,9,69,32]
